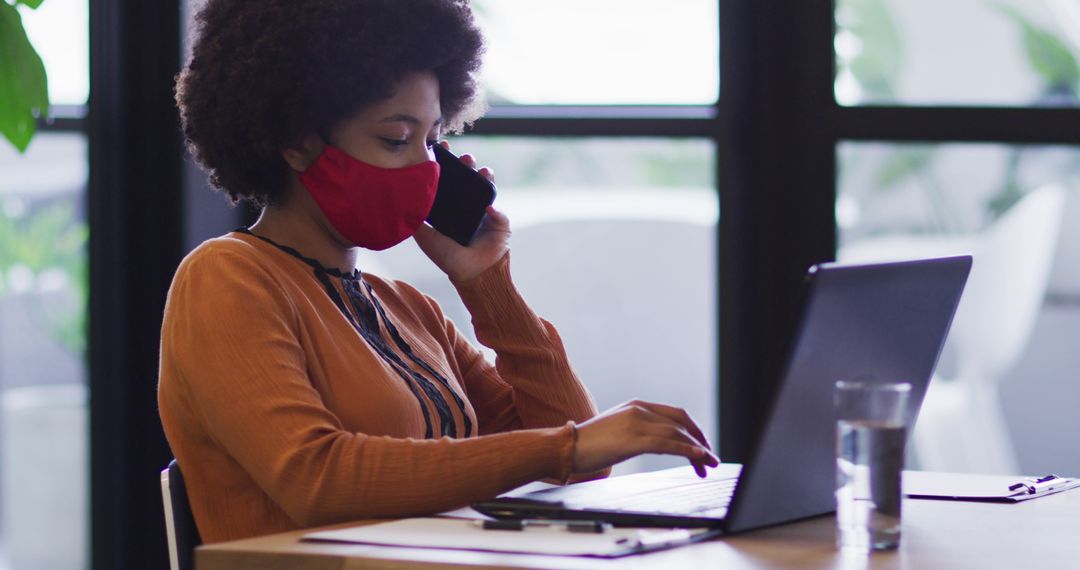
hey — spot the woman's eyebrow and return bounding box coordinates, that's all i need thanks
[378,113,444,127]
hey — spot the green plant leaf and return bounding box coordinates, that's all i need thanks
[838,0,903,100]
[1023,28,1080,91]
[0,2,50,153]
[874,147,933,191]
[993,4,1080,96]
[15,0,46,9]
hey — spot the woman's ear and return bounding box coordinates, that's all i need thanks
[280,133,325,172]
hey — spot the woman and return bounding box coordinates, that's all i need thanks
[159,0,717,543]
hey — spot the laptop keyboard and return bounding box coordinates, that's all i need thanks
[577,476,737,518]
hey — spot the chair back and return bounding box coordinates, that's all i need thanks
[160,459,201,570]
[507,216,718,474]
[947,185,1065,379]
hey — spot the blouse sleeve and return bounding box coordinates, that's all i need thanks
[448,252,600,434]
[162,247,577,529]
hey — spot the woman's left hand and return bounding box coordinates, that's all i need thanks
[413,149,510,283]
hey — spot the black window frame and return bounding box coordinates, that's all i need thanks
[88,0,183,568]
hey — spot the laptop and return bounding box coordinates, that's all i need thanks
[474,256,972,534]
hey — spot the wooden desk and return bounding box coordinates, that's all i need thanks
[197,473,1080,569]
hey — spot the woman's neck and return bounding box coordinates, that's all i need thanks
[247,181,358,274]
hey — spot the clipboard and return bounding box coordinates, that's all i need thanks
[904,471,1080,503]
[303,517,722,558]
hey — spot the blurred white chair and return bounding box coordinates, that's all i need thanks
[840,185,1066,474]
[505,213,717,475]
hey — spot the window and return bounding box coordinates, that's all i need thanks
[834,0,1080,476]
[836,0,1080,107]
[0,3,89,568]
[19,0,89,106]
[477,0,718,105]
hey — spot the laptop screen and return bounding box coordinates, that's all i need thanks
[724,256,971,532]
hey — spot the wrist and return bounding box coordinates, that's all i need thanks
[563,421,580,482]
[448,250,509,287]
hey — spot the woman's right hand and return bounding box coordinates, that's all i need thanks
[572,400,719,477]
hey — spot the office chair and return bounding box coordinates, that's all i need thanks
[160,459,201,570]
[504,216,717,475]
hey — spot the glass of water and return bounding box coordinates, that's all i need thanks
[834,380,910,552]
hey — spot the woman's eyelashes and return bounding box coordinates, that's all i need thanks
[379,137,410,148]
[377,136,440,150]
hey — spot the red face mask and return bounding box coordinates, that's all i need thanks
[299,145,441,251]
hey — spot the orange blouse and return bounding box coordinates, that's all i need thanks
[158,231,599,543]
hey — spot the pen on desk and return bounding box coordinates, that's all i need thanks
[1007,474,1064,495]
[475,519,612,533]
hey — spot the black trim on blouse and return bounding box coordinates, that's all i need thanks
[362,279,473,437]
[234,227,360,279]
[235,228,470,438]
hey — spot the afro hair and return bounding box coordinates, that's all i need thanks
[176,0,486,206]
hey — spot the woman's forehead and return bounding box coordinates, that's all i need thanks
[359,72,443,127]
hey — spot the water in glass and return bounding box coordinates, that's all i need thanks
[836,419,905,551]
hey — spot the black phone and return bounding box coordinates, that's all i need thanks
[427,144,497,246]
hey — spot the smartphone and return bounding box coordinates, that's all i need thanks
[427,144,497,246]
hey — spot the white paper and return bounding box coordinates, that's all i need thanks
[303,518,704,557]
[904,471,1080,501]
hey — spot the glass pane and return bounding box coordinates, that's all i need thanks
[358,137,718,474]
[835,0,1080,106]
[0,133,89,569]
[474,1,719,105]
[19,0,90,106]
[837,141,1080,478]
